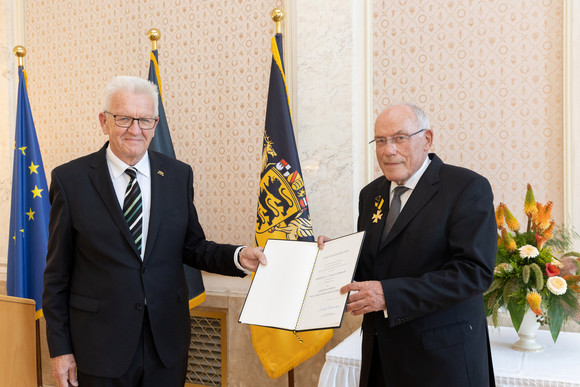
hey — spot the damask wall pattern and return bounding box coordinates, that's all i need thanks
[24,0,284,245]
[373,0,564,223]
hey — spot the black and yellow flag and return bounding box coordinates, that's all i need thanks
[252,33,332,379]
[148,49,206,309]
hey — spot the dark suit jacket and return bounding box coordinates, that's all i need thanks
[356,154,496,387]
[42,143,245,378]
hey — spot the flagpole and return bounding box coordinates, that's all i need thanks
[147,28,160,50]
[14,44,43,387]
[270,9,295,387]
[14,45,25,67]
[271,8,284,34]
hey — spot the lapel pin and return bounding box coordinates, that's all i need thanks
[157,170,164,176]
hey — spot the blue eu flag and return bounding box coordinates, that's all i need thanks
[7,67,51,319]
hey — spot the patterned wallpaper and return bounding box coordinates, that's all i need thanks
[373,0,564,224]
[18,0,565,247]
[24,0,283,245]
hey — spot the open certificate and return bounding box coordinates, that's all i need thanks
[239,231,365,332]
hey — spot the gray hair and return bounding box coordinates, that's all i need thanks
[101,76,159,116]
[404,102,430,131]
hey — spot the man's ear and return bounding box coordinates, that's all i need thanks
[423,129,433,151]
[99,112,109,135]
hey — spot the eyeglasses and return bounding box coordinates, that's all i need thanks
[369,129,427,147]
[104,111,158,130]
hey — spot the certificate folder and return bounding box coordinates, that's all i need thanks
[239,231,365,332]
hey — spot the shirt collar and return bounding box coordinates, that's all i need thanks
[105,145,151,179]
[390,156,431,194]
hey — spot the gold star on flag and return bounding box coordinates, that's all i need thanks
[28,161,40,174]
[372,210,383,223]
[31,185,43,198]
[19,146,27,155]
[26,208,35,220]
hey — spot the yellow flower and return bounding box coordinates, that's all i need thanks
[495,204,505,229]
[533,201,553,232]
[524,184,538,218]
[546,276,567,295]
[501,228,517,251]
[503,204,520,232]
[526,291,542,315]
[544,221,555,239]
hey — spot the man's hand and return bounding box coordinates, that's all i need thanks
[239,246,267,272]
[51,354,78,387]
[317,235,331,249]
[340,280,386,316]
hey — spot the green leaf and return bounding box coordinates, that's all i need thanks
[562,251,580,259]
[484,278,503,296]
[507,298,526,331]
[548,307,564,342]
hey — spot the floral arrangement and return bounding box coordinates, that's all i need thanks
[484,184,580,342]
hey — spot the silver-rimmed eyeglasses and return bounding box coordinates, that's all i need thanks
[369,129,427,147]
[104,111,158,130]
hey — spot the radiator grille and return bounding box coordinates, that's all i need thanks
[186,308,227,387]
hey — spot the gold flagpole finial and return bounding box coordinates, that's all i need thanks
[13,45,26,68]
[147,28,161,51]
[271,8,284,34]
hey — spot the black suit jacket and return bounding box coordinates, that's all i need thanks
[356,154,496,387]
[43,144,245,377]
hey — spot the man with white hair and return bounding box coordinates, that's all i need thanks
[320,103,497,386]
[43,75,266,386]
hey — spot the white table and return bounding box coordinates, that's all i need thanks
[318,327,580,387]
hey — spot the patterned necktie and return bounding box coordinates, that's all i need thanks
[381,185,409,244]
[123,168,143,254]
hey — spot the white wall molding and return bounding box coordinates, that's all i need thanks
[564,0,580,250]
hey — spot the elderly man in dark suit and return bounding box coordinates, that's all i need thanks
[320,103,496,387]
[43,75,266,387]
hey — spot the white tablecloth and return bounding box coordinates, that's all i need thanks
[318,326,580,387]
[318,328,362,387]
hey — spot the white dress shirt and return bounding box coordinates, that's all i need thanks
[105,146,151,260]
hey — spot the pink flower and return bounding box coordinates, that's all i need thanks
[560,256,579,276]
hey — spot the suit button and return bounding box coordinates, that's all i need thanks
[136,303,144,310]
[141,267,147,274]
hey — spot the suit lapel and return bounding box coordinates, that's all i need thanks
[88,144,140,258]
[380,154,442,249]
[144,153,166,262]
[365,178,390,255]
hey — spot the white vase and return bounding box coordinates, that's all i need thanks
[511,310,543,352]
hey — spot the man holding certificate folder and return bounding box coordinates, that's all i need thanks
[319,103,497,387]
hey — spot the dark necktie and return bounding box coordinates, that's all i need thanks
[381,186,409,244]
[123,168,143,255]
